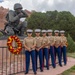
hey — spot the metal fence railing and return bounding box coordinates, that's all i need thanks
[0,46,61,75]
[0,47,25,75]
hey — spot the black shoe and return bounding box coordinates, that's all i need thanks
[34,72,37,74]
[59,64,62,67]
[64,63,67,66]
[47,67,49,70]
[40,69,43,72]
[53,66,56,68]
[25,72,28,74]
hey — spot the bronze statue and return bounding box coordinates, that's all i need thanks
[0,3,29,36]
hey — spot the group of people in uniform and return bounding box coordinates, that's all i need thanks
[0,3,67,75]
[23,29,67,75]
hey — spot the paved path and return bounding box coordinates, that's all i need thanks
[16,57,75,75]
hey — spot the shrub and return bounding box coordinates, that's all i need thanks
[0,32,3,37]
[67,34,75,53]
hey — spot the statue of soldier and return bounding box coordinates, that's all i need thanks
[4,3,28,36]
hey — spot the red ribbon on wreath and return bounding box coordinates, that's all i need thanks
[7,35,22,54]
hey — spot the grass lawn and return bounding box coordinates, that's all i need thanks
[59,66,75,75]
[59,53,75,75]
[67,53,75,58]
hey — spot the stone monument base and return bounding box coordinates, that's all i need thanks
[0,35,26,61]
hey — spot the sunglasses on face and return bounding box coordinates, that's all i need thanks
[35,32,40,33]
[55,32,59,33]
[48,32,52,33]
[27,32,32,34]
[42,32,46,34]
[61,33,64,34]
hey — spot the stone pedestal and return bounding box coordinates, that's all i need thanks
[0,36,26,61]
[0,36,26,75]
[0,40,7,60]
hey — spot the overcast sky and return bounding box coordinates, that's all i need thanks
[0,0,75,16]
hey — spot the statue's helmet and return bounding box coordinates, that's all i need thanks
[14,3,23,10]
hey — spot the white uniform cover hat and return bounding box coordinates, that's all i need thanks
[27,29,33,32]
[35,29,41,32]
[60,30,65,33]
[54,30,59,33]
[47,29,53,32]
[41,30,47,33]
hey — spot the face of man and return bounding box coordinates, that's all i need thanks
[60,33,64,36]
[27,32,32,37]
[42,32,46,36]
[55,32,59,36]
[48,32,52,36]
[35,32,40,36]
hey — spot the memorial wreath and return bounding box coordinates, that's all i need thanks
[7,35,22,54]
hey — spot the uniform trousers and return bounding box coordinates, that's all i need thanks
[49,46,56,67]
[43,48,49,69]
[54,46,62,66]
[61,46,67,65]
[36,49,43,71]
[25,50,36,73]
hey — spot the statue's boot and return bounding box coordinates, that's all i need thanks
[20,27,26,36]
[0,29,7,35]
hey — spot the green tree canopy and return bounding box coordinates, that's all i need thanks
[67,34,75,53]
[27,10,75,40]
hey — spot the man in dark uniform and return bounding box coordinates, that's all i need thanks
[60,30,67,65]
[47,29,56,68]
[5,3,28,36]
[54,30,62,67]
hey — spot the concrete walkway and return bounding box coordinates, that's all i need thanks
[16,57,75,75]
